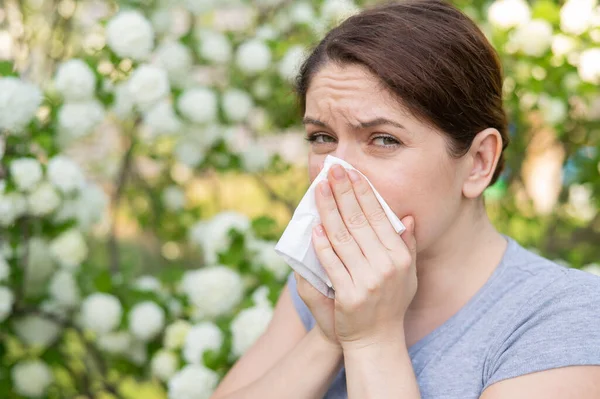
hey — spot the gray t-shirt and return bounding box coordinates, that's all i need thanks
[286,236,600,398]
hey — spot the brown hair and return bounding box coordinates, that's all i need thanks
[295,0,509,186]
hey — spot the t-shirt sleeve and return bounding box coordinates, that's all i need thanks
[483,269,600,389]
[286,271,315,331]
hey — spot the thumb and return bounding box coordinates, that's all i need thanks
[400,215,417,257]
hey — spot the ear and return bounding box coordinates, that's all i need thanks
[462,128,503,199]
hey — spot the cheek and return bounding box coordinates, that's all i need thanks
[307,153,325,183]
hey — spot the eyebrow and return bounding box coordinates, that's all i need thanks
[302,116,405,130]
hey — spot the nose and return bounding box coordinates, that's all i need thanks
[332,145,361,169]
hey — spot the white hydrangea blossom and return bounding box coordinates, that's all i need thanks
[251,285,272,307]
[74,183,108,230]
[13,315,61,347]
[10,158,42,192]
[182,0,217,15]
[174,136,206,167]
[560,0,597,35]
[54,59,97,101]
[290,2,315,24]
[567,183,597,222]
[129,301,165,341]
[168,364,218,399]
[27,182,61,216]
[106,10,155,60]
[164,319,192,350]
[48,270,80,307]
[230,304,273,357]
[24,238,55,294]
[551,34,578,58]
[186,124,223,148]
[81,293,123,334]
[162,185,187,211]
[487,0,531,29]
[279,45,306,82]
[240,141,271,173]
[0,77,43,134]
[134,275,163,293]
[155,40,193,86]
[180,265,244,319]
[47,156,85,193]
[127,64,170,111]
[182,322,224,364]
[248,239,290,280]
[321,0,359,24]
[97,331,132,355]
[578,48,600,84]
[255,25,278,41]
[197,29,232,64]
[0,256,9,282]
[510,19,553,57]
[222,89,253,122]
[112,82,135,120]
[0,286,14,322]
[537,95,567,125]
[11,360,54,398]
[235,39,272,75]
[177,87,218,124]
[58,100,105,140]
[0,191,27,226]
[49,229,88,269]
[152,350,179,382]
[143,100,182,137]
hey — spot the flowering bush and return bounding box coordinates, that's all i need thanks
[0,0,599,398]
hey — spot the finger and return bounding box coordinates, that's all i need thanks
[316,179,368,281]
[312,224,354,296]
[347,169,405,253]
[400,215,417,261]
[327,165,389,267]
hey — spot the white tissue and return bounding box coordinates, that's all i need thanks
[274,155,405,298]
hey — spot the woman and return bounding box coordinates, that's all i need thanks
[211,1,600,398]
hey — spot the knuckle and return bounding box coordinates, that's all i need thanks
[343,296,363,312]
[347,211,368,228]
[381,263,397,279]
[368,208,388,223]
[333,228,354,245]
[365,278,381,294]
[355,181,371,196]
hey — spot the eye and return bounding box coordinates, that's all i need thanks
[372,135,402,148]
[304,133,336,144]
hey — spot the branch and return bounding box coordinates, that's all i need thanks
[253,173,295,215]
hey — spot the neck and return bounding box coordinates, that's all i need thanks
[405,200,507,326]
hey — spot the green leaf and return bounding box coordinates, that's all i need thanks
[93,270,114,293]
[0,61,17,77]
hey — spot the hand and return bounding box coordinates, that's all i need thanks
[312,164,418,350]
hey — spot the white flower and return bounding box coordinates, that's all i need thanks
[0,286,14,322]
[256,25,278,40]
[582,263,600,276]
[235,39,272,75]
[567,184,597,222]
[127,64,170,110]
[560,0,596,35]
[112,82,135,120]
[186,124,223,148]
[230,305,273,357]
[0,77,42,134]
[75,183,108,230]
[487,0,531,29]
[578,48,600,84]
[180,266,244,319]
[252,80,272,100]
[24,238,55,294]
[182,322,223,364]
[222,89,253,122]
[27,182,61,216]
[290,2,315,24]
[168,364,218,399]
[10,158,42,192]
[240,141,271,172]
[162,186,186,211]
[188,211,251,264]
[13,315,61,347]
[164,320,192,350]
[0,256,9,282]
[129,301,165,341]
[48,270,80,307]
[538,95,567,125]
[174,137,206,167]
[0,192,27,226]
[134,275,163,293]
[97,331,132,355]
[81,293,123,334]
[47,156,85,193]
[251,285,271,307]
[54,59,96,101]
[49,229,88,269]
[143,100,182,137]
[58,100,105,140]
[177,87,218,124]
[279,45,306,82]
[152,350,179,382]
[151,8,172,36]
[551,34,578,58]
[321,0,359,24]
[510,19,553,57]
[106,10,154,60]
[248,239,290,280]
[12,360,53,398]
[155,41,193,87]
[182,0,217,15]
[197,30,232,64]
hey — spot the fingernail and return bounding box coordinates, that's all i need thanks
[347,170,360,183]
[314,224,325,236]
[320,181,332,196]
[331,165,345,180]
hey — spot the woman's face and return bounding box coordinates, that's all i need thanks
[304,63,472,253]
